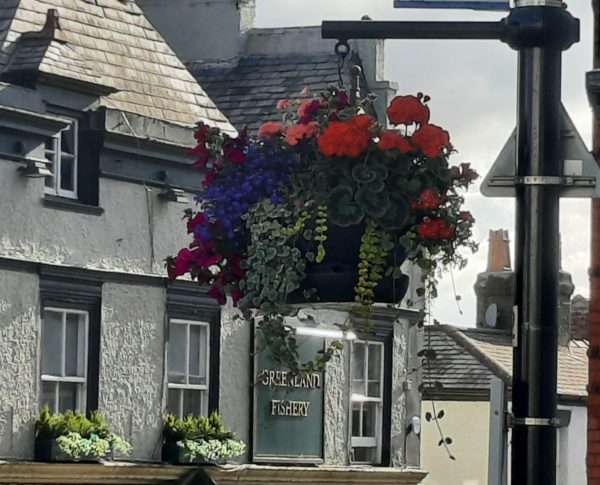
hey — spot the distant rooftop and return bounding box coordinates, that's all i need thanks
[424,325,588,402]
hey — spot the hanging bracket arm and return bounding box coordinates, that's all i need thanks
[322,20,507,41]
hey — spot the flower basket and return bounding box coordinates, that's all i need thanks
[34,407,131,462]
[289,223,409,304]
[162,413,245,465]
[168,89,478,370]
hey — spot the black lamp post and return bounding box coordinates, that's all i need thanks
[322,3,579,483]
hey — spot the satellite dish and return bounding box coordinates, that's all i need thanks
[485,303,498,328]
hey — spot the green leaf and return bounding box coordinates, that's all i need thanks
[316,244,326,263]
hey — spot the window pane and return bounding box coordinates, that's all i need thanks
[353,447,378,463]
[42,310,63,376]
[41,381,57,412]
[368,344,382,381]
[362,401,378,438]
[58,382,78,412]
[189,325,208,385]
[352,342,365,394]
[351,403,361,437]
[44,170,55,189]
[61,126,75,154]
[65,313,85,377]
[368,381,381,397]
[60,155,75,192]
[167,388,182,417]
[168,324,187,384]
[182,389,204,417]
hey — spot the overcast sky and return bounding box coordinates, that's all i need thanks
[256,0,594,327]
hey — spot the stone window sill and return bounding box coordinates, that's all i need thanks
[43,195,104,216]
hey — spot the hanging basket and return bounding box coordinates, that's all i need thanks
[289,223,409,304]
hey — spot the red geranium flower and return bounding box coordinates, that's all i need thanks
[298,100,321,124]
[377,130,412,153]
[412,188,444,210]
[387,95,430,126]
[286,122,320,146]
[258,121,285,138]
[318,114,376,158]
[412,124,451,158]
[417,218,455,239]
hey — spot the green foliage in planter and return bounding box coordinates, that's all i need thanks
[163,412,245,463]
[35,406,131,459]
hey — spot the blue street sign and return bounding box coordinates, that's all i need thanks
[394,0,509,10]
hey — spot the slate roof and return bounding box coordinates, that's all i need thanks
[190,34,360,134]
[0,0,234,131]
[424,325,588,402]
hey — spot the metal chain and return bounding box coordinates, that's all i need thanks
[334,40,350,88]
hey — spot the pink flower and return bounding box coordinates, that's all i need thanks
[258,121,285,138]
[203,171,217,187]
[167,248,196,278]
[208,285,226,305]
[458,211,475,223]
[285,122,320,145]
[188,144,209,168]
[298,100,321,124]
[187,212,207,234]
[230,287,242,305]
[277,99,292,110]
[224,146,245,164]
[300,87,310,96]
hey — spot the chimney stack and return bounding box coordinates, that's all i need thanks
[474,229,574,345]
[474,230,515,332]
[137,0,256,63]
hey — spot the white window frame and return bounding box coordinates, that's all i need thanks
[44,119,78,200]
[350,340,385,463]
[167,319,210,418]
[40,307,89,413]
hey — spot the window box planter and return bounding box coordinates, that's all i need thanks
[161,441,208,465]
[34,407,131,463]
[34,438,112,462]
[162,413,245,465]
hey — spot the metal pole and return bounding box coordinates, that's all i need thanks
[504,5,578,484]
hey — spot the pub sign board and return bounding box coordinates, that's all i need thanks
[394,0,510,10]
[253,334,324,463]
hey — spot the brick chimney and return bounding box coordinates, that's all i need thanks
[475,229,574,345]
[137,0,255,63]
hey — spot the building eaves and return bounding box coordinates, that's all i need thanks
[0,1,235,132]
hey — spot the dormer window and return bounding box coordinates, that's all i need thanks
[44,119,78,199]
